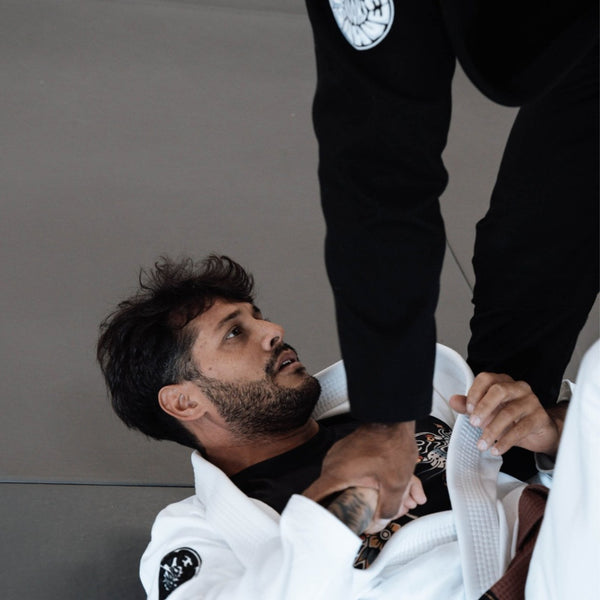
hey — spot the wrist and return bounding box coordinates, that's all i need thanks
[356,421,418,463]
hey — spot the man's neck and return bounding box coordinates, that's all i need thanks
[206,419,320,476]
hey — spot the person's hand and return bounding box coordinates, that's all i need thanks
[303,421,419,524]
[449,373,563,457]
[364,475,426,533]
[326,476,426,535]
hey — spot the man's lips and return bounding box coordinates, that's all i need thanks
[275,349,300,373]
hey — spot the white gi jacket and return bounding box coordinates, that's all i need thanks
[139,345,535,600]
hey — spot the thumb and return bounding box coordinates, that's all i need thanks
[449,394,468,414]
[409,476,427,505]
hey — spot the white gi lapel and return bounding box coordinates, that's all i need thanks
[191,452,280,566]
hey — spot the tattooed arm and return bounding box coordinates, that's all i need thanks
[326,476,427,535]
[326,487,378,535]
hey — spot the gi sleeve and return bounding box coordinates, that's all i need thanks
[140,494,365,600]
[304,0,455,422]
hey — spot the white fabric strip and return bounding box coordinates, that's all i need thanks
[447,414,505,598]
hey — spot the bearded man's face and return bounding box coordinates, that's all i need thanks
[187,299,321,439]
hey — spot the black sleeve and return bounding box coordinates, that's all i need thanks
[305,0,455,421]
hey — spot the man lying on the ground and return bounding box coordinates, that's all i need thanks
[96,255,569,600]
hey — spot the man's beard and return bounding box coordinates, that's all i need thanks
[194,346,321,440]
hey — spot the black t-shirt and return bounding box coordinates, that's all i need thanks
[231,413,452,568]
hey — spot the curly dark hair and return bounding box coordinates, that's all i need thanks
[97,255,255,451]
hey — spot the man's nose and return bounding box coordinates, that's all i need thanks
[260,320,284,351]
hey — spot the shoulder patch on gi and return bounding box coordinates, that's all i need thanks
[329,0,394,51]
[159,547,202,600]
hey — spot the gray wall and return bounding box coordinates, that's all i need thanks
[1,1,597,598]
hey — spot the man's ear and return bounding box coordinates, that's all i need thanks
[158,383,206,421]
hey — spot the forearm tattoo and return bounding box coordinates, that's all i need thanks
[327,488,376,535]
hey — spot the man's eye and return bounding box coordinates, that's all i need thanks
[225,326,242,340]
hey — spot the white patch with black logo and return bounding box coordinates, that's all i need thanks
[329,0,395,51]
[159,547,202,600]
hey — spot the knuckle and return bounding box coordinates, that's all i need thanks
[526,392,540,408]
[477,372,496,387]
[501,402,520,419]
[514,416,533,433]
[489,382,507,396]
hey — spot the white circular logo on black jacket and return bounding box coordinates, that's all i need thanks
[329,0,394,50]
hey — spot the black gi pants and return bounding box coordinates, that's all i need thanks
[305,0,598,439]
[468,44,599,409]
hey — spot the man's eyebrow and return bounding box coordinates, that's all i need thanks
[215,305,261,332]
[215,309,242,332]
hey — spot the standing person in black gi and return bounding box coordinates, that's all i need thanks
[302,0,599,521]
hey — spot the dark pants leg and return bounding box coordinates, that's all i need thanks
[468,44,599,478]
[306,0,456,421]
